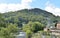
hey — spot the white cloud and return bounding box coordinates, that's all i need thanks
[0,0,33,13]
[21,0,32,4]
[45,1,60,16]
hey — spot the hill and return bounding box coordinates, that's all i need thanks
[3,8,60,27]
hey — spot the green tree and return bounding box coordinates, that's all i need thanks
[0,23,18,38]
[23,21,45,38]
[0,14,6,28]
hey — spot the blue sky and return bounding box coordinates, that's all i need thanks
[0,0,60,9]
[0,0,60,16]
[0,0,21,4]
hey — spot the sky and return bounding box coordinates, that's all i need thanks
[0,0,60,16]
